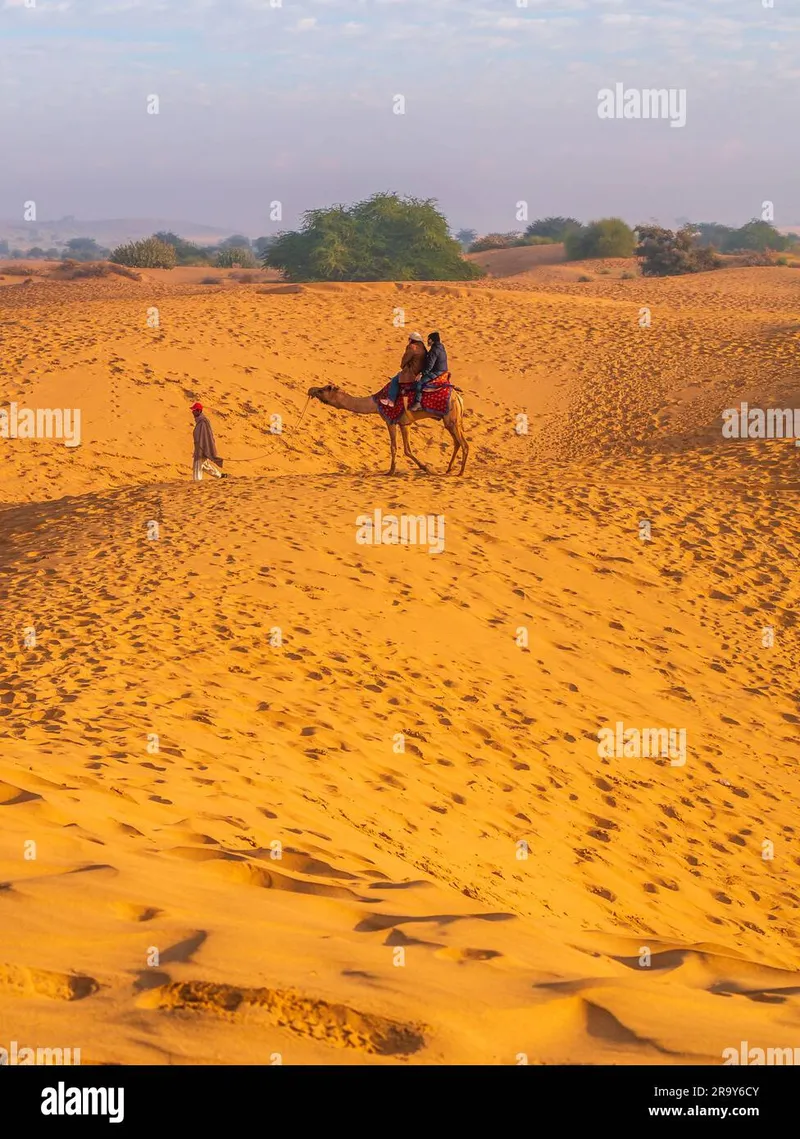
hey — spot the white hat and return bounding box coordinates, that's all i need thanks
[409,331,424,342]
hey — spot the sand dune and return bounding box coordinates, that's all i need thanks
[1,266,800,1064]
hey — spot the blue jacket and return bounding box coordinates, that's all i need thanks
[422,341,448,381]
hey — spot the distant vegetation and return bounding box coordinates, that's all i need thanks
[636,220,794,277]
[565,218,637,260]
[692,219,792,253]
[636,226,722,277]
[264,193,481,282]
[468,232,553,252]
[215,246,257,269]
[110,237,177,269]
[524,216,582,243]
[2,210,796,282]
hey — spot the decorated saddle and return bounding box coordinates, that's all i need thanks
[372,372,453,424]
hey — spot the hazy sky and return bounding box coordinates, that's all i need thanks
[1,0,797,236]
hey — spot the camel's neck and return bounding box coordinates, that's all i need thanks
[328,390,376,415]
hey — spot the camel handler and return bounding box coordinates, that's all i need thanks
[190,402,228,481]
[385,332,427,407]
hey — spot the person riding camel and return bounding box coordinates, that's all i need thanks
[410,330,449,412]
[385,332,427,407]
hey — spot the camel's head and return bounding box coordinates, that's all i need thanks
[308,384,339,405]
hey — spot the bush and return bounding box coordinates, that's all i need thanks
[621,271,636,279]
[266,192,482,282]
[468,232,523,252]
[565,218,636,260]
[153,231,211,266]
[636,224,722,276]
[777,256,789,266]
[524,216,582,242]
[230,270,258,282]
[215,246,257,269]
[111,237,176,269]
[200,276,223,284]
[577,275,593,282]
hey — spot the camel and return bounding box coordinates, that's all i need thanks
[307,383,470,476]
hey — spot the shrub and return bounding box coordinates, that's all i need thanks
[636,224,722,276]
[621,271,636,279]
[577,275,593,282]
[266,192,482,282]
[153,231,212,266]
[468,232,523,252]
[2,265,40,276]
[110,237,177,269]
[230,270,258,282]
[524,216,582,242]
[200,275,223,284]
[777,256,789,266]
[565,218,636,260]
[215,246,257,269]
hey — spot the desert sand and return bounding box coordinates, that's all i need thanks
[1,259,800,1064]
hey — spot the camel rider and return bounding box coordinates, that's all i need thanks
[410,331,448,412]
[387,332,427,405]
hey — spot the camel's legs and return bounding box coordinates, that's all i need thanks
[458,423,470,475]
[444,421,461,474]
[399,423,431,474]
[386,424,398,475]
[453,400,470,475]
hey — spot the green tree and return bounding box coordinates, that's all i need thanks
[265,193,482,282]
[727,219,787,253]
[692,222,735,249]
[253,236,276,257]
[219,234,252,250]
[524,216,582,242]
[110,236,177,269]
[565,218,636,260]
[63,237,109,262]
[455,228,478,249]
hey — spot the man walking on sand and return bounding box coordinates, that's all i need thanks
[191,402,227,481]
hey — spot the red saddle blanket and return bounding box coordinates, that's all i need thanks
[372,373,453,424]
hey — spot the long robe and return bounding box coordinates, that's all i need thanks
[192,413,219,461]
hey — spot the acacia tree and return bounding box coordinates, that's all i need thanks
[265,193,482,281]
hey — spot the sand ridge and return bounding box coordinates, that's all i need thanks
[1,266,799,1063]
